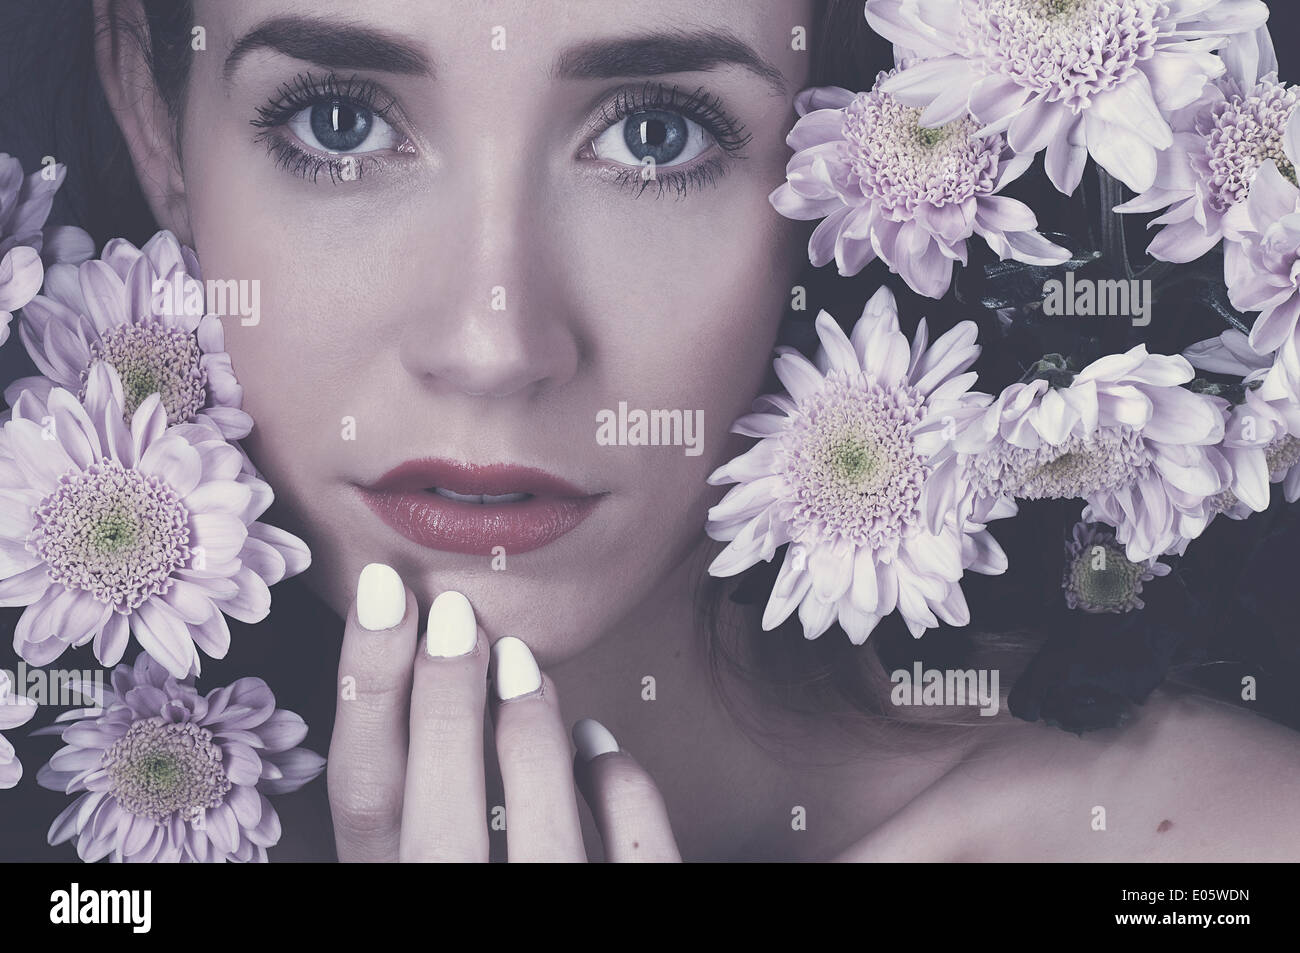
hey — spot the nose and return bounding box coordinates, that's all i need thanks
[398,159,582,400]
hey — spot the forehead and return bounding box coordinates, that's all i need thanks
[198,0,815,80]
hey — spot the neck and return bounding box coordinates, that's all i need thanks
[545,538,765,856]
[545,538,979,860]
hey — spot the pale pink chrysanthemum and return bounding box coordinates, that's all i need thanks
[1199,392,1275,523]
[0,364,310,678]
[769,77,1067,298]
[12,230,251,440]
[1062,522,1170,613]
[1215,110,1300,358]
[865,0,1270,195]
[0,154,93,346]
[706,287,1008,642]
[1155,387,1269,548]
[1118,27,1297,263]
[36,653,324,862]
[936,347,1229,561]
[1185,328,1300,503]
[0,669,38,789]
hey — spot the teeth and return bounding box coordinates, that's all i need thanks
[431,487,530,504]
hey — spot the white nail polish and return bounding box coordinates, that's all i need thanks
[572,718,618,761]
[426,591,477,657]
[491,637,541,700]
[356,563,405,631]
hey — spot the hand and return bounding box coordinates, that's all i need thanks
[326,562,682,862]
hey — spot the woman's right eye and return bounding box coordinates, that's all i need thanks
[252,73,417,183]
[284,99,403,155]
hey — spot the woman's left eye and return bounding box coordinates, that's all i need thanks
[286,99,402,154]
[590,110,716,168]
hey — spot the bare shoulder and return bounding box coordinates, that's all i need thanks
[839,691,1300,862]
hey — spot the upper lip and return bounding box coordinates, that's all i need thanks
[361,458,596,498]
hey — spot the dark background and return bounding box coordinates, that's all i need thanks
[0,0,1298,862]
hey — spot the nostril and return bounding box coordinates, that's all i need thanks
[398,298,581,399]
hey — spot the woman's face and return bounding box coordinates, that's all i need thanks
[173,0,812,662]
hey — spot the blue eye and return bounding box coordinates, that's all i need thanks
[624,111,687,163]
[314,101,370,151]
[253,73,415,182]
[592,109,715,168]
[287,99,400,155]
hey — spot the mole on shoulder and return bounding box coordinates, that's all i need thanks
[1156,819,1173,833]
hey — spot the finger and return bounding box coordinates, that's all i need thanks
[399,591,491,862]
[572,719,681,863]
[490,638,587,862]
[328,562,417,863]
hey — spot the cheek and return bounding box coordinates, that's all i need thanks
[565,183,803,473]
[181,148,413,489]
[177,84,804,598]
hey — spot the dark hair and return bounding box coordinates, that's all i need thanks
[3,0,1297,748]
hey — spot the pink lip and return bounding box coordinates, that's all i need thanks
[356,459,604,555]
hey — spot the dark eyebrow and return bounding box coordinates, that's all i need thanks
[224,16,433,81]
[552,30,786,93]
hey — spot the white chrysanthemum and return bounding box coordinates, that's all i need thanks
[12,231,251,440]
[1185,328,1300,502]
[1210,108,1300,360]
[706,287,1009,642]
[0,669,37,789]
[1119,27,1298,263]
[936,347,1229,561]
[0,154,94,347]
[36,654,324,863]
[0,365,310,678]
[769,77,1067,298]
[1180,395,1271,530]
[1062,522,1170,613]
[866,0,1270,194]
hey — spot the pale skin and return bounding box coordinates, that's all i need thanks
[93,0,1300,861]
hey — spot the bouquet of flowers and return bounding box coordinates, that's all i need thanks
[709,3,1296,730]
[0,153,322,861]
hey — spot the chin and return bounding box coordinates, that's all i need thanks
[302,540,615,665]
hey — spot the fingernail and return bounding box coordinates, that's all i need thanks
[426,590,477,657]
[572,718,618,761]
[356,563,405,631]
[491,637,541,700]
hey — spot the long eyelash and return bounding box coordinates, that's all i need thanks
[608,157,728,200]
[252,72,400,184]
[251,71,397,129]
[259,137,383,184]
[597,83,752,156]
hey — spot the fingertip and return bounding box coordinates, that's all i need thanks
[572,718,619,762]
[569,734,681,862]
[425,589,479,657]
[491,636,543,700]
[355,562,409,632]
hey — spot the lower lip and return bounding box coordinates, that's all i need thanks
[356,487,602,555]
